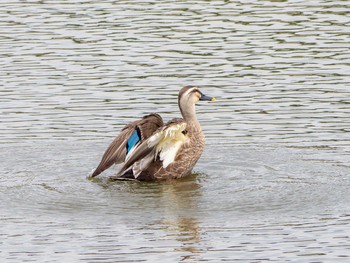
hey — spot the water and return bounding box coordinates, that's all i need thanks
[1,0,350,262]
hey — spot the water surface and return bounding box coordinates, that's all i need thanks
[1,0,350,262]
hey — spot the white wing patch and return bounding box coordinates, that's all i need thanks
[147,122,188,168]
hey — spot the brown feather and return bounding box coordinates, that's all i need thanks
[91,114,163,177]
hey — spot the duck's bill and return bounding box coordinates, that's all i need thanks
[200,94,216,101]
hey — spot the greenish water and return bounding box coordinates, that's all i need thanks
[1,0,350,262]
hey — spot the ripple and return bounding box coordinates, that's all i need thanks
[1,1,350,148]
[1,0,350,262]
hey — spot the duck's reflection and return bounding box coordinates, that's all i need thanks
[93,172,206,261]
[160,217,201,258]
[152,174,204,261]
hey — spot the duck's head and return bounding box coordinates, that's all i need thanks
[178,85,215,121]
[178,85,216,105]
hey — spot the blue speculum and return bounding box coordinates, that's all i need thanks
[126,129,141,153]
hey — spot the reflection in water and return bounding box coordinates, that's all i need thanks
[151,178,202,261]
[94,175,204,261]
[161,218,201,261]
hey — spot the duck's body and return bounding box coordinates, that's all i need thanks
[90,86,215,181]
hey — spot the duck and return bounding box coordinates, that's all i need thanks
[90,85,215,181]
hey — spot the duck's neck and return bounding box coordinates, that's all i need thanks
[179,102,199,124]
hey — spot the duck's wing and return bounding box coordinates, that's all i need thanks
[113,118,188,179]
[90,113,163,177]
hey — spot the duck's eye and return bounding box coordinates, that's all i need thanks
[182,129,188,135]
